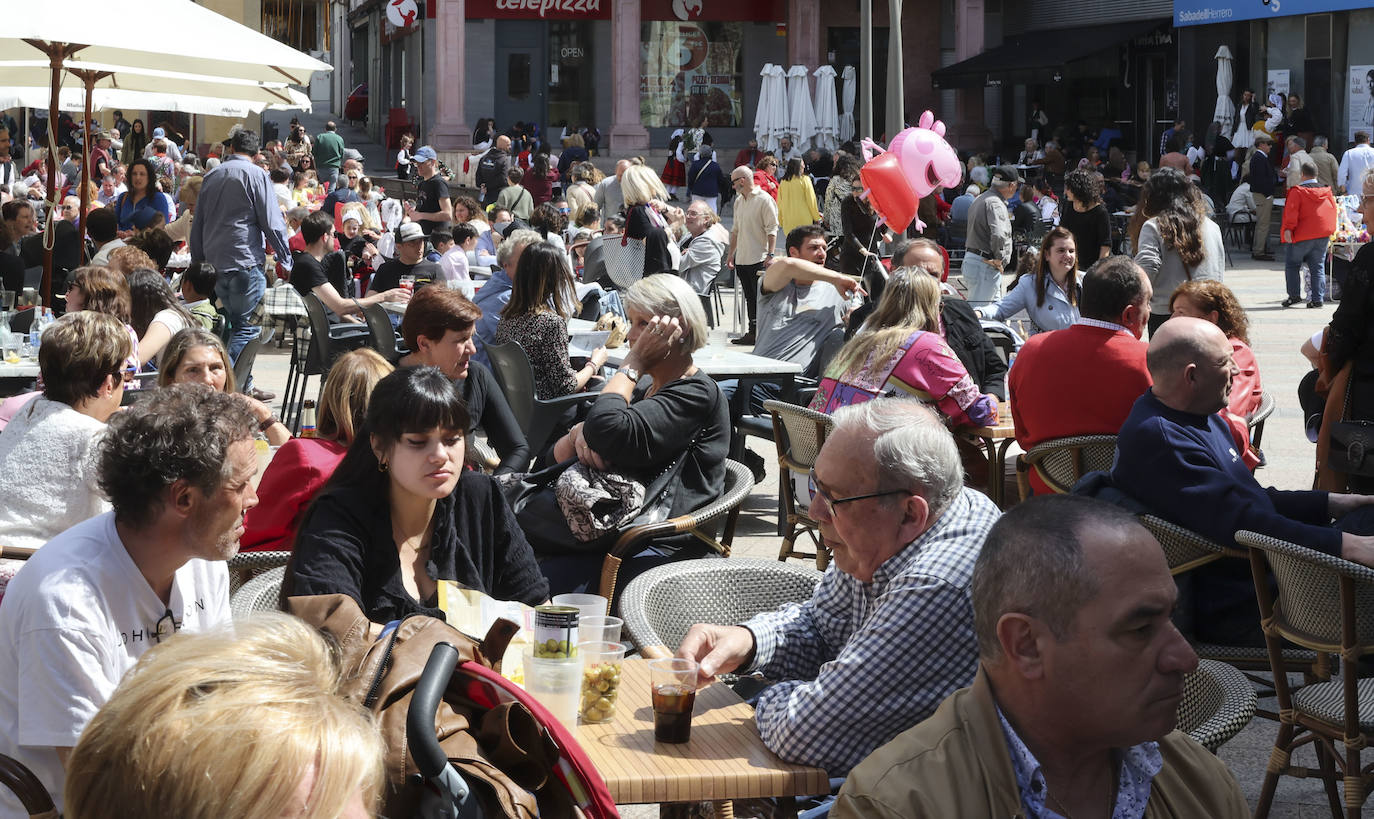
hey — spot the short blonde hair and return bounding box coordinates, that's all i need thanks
[620,164,668,207]
[317,348,394,445]
[178,174,204,208]
[623,273,710,352]
[64,614,385,819]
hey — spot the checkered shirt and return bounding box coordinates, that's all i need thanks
[743,486,1001,776]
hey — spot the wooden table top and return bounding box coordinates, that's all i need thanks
[576,659,828,805]
[971,404,1015,439]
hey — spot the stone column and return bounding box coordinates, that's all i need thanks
[949,0,991,150]
[431,0,472,154]
[609,0,650,154]
[786,0,820,70]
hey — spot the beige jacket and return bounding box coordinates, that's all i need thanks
[832,667,1249,819]
[730,188,779,265]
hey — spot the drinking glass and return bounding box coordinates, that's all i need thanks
[648,658,698,743]
[524,647,583,729]
[578,642,626,723]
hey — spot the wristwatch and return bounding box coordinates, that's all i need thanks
[615,366,641,382]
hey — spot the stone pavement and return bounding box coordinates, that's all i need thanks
[244,247,1366,814]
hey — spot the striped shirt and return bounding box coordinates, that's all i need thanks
[743,487,1001,775]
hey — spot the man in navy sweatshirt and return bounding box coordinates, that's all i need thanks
[1109,317,1374,645]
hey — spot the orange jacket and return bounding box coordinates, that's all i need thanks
[1281,181,1337,243]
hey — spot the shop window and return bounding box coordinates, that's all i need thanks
[641,21,744,128]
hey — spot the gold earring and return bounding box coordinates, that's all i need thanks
[378,459,388,473]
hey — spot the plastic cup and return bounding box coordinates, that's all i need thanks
[648,658,698,743]
[551,593,608,620]
[580,615,623,644]
[523,648,583,729]
[578,641,626,724]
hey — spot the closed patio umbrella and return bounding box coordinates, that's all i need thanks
[812,66,839,153]
[1213,46,1236,137]
[840,66,856,143]
[755,63,789,153]
[786,65,817,154]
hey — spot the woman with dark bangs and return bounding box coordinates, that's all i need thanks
[288,366,548,623]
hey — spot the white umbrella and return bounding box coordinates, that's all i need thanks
[812,66,839,152]
[840,66,856,143]
[754,63,789,153]
[786,65,817,153]
[0,62,312,115]
[1213,46,1236,137]
[2,0,331,304]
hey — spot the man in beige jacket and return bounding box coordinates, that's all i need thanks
[833,495,1248,819]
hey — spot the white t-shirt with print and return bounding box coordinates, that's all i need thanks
[0,512,230,816]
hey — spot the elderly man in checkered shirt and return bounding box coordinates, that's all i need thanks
[677,398,1000,776]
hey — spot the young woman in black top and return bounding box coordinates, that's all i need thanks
[397,285,530,474]
[1057,168,1112,269]
[289,366,549,623]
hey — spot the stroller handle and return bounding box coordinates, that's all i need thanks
[409,642,465,785]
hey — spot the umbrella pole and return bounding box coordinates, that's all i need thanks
[76,70,96,264]
[42,44,62,310]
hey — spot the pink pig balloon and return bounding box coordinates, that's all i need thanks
[892,111,963,199]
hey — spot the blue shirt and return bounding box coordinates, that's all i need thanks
[982,274,1079,334]
[997,706,1162,819]
[113,190,173,231]
[471,266,514,370]
[189,154,292,273]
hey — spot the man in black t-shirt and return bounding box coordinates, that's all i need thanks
[405,145,452,236]
[291,210,408,322]
[369,222,444,295]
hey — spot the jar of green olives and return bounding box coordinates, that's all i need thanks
[533,605,580,659]
[578,642,627,723]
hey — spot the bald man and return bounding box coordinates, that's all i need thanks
[1102,317,1374,645]
[594,159,633,220]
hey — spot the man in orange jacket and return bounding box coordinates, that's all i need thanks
[1281,159,1338,308]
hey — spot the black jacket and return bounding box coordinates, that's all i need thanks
[941,297,1008,400]
[476,147,512,205]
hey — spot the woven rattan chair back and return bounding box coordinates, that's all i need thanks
[1022,435,1117,495]
[763,399,835,569]
[620,558,823,656]
[1138,515,1228,575]
[1174,659,1256,752]
[1238,530,1374,651]
[230,566,286,621]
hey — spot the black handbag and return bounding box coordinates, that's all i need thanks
[1328,374,1374,477]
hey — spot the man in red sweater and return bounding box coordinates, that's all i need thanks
[1280,159,1338,308]
[1010,256,1153,495]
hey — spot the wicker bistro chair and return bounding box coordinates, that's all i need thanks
[620,557,824,659]
[225,550,292,597]
[763,399,835,570]
[1176,659,1258,752]
[599,459,755,605]
[1238,529,1374,819]
[1016,434,1117,500]
[1140,515,1331,721]
[230,565,287,621]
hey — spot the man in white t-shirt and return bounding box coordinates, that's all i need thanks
[0,384,260,816]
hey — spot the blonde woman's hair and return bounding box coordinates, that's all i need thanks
[620,164,668,207]
[178,174,204,208]
[623,273,710,352]
[157,328,236,392]
[317,348,394,445]
[64,614,385,819]
[832,267,942,375]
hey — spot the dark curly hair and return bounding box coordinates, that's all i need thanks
[98,384,257,528]
[1063,168,1101,208]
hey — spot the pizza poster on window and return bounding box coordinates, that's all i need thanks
[640,21,743,128]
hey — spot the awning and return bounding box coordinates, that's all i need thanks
[932,19,1167,90]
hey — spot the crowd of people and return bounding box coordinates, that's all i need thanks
[3,100,1374,819]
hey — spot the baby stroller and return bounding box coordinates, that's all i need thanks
[407,642,619,819]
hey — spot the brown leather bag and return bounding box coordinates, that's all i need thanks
[288,594,578,819]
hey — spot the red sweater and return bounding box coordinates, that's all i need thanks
[240,437,348,552]
[1280,181,1337,243]
[1009,323,1152,495]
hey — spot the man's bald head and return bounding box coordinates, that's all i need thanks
[496,135,512,151]
[615,159,632,180]
[1147,317,1237,415]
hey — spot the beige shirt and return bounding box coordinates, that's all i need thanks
[730,188,779,265]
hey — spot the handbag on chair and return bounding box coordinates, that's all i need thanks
[601,233,645,291]
[1327,373,1374,477]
